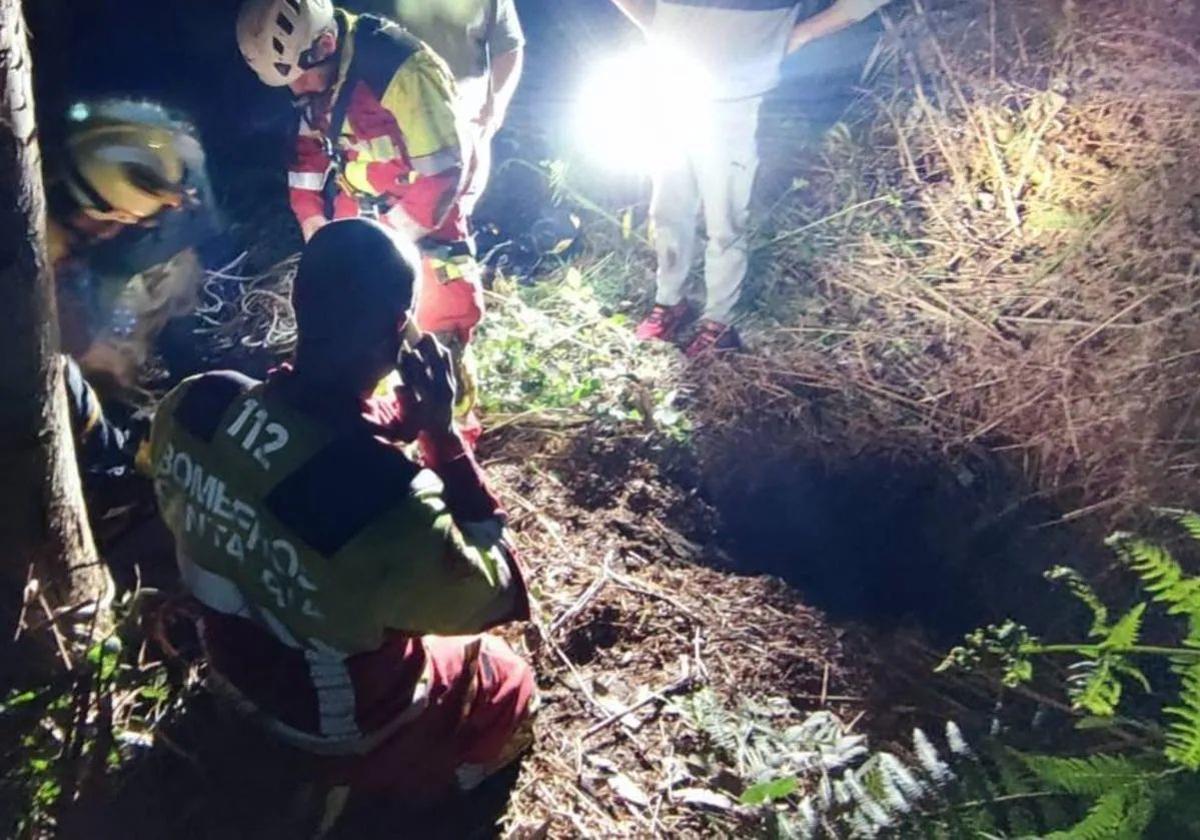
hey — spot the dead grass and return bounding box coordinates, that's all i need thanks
[696,0,1200,527]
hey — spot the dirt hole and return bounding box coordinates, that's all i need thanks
[706,450,1087,643]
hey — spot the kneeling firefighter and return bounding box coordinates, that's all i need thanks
[150,219,536,814]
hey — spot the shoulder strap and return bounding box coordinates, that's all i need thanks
[322,15,420,218]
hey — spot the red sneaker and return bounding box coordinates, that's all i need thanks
[684,319,741,358]
[634,301,693,342]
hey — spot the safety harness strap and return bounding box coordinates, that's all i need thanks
[321,14,420,220]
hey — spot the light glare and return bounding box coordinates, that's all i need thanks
[574,45,713,173]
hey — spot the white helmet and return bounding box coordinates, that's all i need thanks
[236,0,335,87]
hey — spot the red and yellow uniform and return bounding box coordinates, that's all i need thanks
[150,367,534,800]
[289,12,466,240]
[288,11,484,348]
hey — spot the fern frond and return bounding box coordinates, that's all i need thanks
[1046,566,1110,637]
[1044,785,1147,840]
[1165,661,1200,770]
[1109,535,1182,597]
[1111,660,1152,695]
[878,752,925,804]
[913,727,953,784]
[1155,507,1200,543]
[1101,603,1145,650]
[1020,753,1148,795]
[1108,534,1200,646]
[1068,658,1121,716]
[945,721,972,758]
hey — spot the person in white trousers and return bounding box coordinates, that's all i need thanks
[611,0,891,357]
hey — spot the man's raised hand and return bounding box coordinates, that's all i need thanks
[397,333,458,440]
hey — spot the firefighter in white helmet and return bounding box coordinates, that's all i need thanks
[237,0,486,444]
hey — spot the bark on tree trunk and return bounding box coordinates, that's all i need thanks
[0,0,109,642]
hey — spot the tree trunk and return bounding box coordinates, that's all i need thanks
[0,0,108,644]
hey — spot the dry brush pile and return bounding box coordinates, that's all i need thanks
[702,0,1200,527]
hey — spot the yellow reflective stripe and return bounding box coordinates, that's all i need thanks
[81,393,103,437]
[343,160,374,195]
[426,257,465,281]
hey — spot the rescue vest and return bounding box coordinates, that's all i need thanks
[150,369,522,752]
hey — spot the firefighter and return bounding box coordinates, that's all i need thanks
[235,0,484,439]
[49,98,221,390]
[611,0,891,357]
[149,218,535,810]
[46,99,222,481]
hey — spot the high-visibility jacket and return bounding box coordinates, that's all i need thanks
[149,367,530,756]
[288,11,472,245]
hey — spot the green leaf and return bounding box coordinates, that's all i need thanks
[1021,754,1149,796]
[1165,661,1200,769]
[1074,716,1118,731]
[1004,658,1034,687]
[1111,660,1152,694]
[1046,566,1110,638]
[0,690,40,714]
[139,684,170,702]
[1045,783,1154,840]
[741,776,799,805]
[86,637,121,682]
[1109,533,1200,646]
[1072,659,1122,716]
[1101,603,1145,650]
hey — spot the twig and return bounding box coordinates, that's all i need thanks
[581,675,696,741]
[37,593,74,670]
[609,571,704,625]
[913,0,1023,235]
[764,197,895,247]
[551,553,613,635]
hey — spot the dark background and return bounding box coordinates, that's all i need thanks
[25,0,882,280]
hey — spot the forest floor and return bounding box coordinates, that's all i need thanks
[7,0,1200,836]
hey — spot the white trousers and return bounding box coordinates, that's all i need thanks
[650,96,762,324]
[460,126,493,220]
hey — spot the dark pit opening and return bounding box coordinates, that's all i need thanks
[708,451,1088,643]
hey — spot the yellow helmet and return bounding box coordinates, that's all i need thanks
[63,106,191,226]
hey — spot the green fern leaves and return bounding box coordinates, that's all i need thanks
[1020,754,1152,796]
[1108,523,1200,648]
[1046,566,1110,637]
[1042,783,1154,840]
[1165,662,1200,770]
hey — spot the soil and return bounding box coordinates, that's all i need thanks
[58,417,887,838]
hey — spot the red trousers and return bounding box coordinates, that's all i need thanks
[321,634,535,803]
[414,256,484,345]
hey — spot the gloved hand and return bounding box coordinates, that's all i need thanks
[396,332,458,444]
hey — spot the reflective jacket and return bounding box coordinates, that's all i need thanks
[149,368,528,754]
[288,11,472,244]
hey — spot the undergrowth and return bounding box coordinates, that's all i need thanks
[665,510,1200,838]
[0,593,191,838]
[475,263,691,442]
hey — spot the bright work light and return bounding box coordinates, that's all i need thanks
[574,44,713,173]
